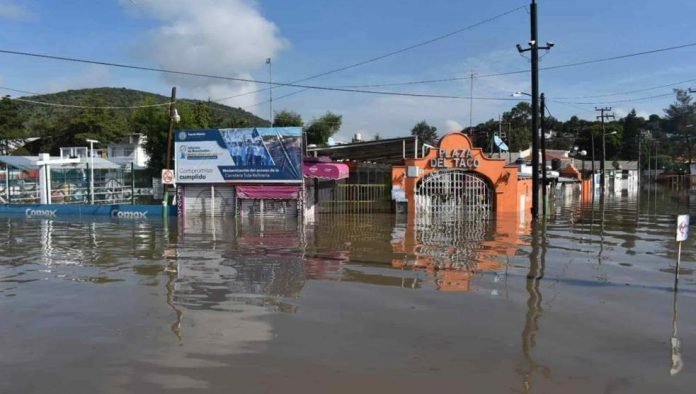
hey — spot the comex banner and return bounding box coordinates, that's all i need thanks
[175,127,303,183]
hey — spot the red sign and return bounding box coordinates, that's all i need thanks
[161,169,175,185]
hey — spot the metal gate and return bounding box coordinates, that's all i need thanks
[416,169,493,220]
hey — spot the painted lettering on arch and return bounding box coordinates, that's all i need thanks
[431,148,479,169]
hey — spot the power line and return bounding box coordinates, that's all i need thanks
[211,5,526,103]
[552,92,674,106]
[0,48,527,101]
[553,78,696,100]
[10,96,171,109]
[339,41,696,88]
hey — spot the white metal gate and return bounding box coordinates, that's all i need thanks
[182,184,236,216]
[416,170,492,221]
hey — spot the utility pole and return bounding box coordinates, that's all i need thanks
[540,93,547,216]
[267,58,273,125]
[163,86,177,209]
[596,107,615,199]
[517,0,554,218]
[469,72,477,128]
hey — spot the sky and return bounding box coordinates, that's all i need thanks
[1,0,696,142]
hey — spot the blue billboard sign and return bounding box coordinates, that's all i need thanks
[175,127,303,183]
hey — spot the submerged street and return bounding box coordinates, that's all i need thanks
[0,190,694,393]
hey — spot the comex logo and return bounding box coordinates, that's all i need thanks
[111,210,148,219]
[25,208,57,217]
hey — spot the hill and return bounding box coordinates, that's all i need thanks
[15,87,270,132]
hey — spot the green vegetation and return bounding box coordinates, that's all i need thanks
[471,89,696,172]
[0,87,269,174]
[411,120,438,145]
[305,112,342,145]
[272,110,304,127]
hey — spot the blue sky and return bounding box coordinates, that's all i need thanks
[1,0,696,142]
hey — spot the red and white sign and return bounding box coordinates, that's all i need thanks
[161,169,175,185]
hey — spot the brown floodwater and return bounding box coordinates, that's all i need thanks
[1,191,695,393]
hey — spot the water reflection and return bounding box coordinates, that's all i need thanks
[391,214,527,292]
[519,224,551,392]
[671,264,683,376]
[1,190,696,392]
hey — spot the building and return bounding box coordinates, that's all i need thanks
[392,132,532,223]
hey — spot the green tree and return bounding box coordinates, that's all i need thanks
[620,109,643,160]
[273,110,303,127]
[131,99,170,175]
[306,112,342,145]
[664,89,696,165]
[502,102,532,151]
[411,120,438,145]
[0,96,25,155]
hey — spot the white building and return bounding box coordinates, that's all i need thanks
[106,134,149,169]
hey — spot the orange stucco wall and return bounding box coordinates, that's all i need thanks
[392,132,531,220]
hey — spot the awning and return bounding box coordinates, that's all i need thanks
[0,156,122,170]
[236,185,301,200]
[303,162,349,180]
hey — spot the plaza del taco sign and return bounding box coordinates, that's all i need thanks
[430,148,480,169]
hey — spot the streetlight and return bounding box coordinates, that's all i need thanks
[86,139,99,204]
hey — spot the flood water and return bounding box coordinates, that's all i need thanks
[1,191,695,393]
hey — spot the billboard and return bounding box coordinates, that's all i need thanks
[175,127,303,183]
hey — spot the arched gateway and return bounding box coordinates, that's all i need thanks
[392,132,531,222]
[416,169,493,218]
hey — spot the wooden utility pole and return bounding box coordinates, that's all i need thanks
[517,0,553,218]
[163,86,177,208]
[596,107,615,199]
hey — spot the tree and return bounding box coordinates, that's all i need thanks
[620,109,643,160]
[373,133,382,141]
[273,110,303,127]
[131,99,170,175]
[411,120,438,145]
[305,112,342,145]
[502,102,532,151]
[664,89,696,165]
[0,96,25,155]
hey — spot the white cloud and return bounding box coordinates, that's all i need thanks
[121,0,287,109]
[0,1,33,21]
[445,120,464,132]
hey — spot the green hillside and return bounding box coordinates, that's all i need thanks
[1,87,271,173]
[15,87,269,136]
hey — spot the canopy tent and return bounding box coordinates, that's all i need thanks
[0,156,122,170]
[303,162,349,180]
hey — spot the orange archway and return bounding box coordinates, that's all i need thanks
[392,132,531,221]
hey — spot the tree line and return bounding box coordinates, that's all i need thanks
[1,88,695,175]
[411,89,696,173]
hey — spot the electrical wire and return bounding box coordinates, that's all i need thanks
[0,48,530,101]
[1,85,172,109]
[339,41,696,88]
[211,5,526,102]
[10,96,171,109]
[553,92,674,106]
[552,77,696,100]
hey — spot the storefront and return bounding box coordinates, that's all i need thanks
[176,127,304,218]
[392,132,532,222]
